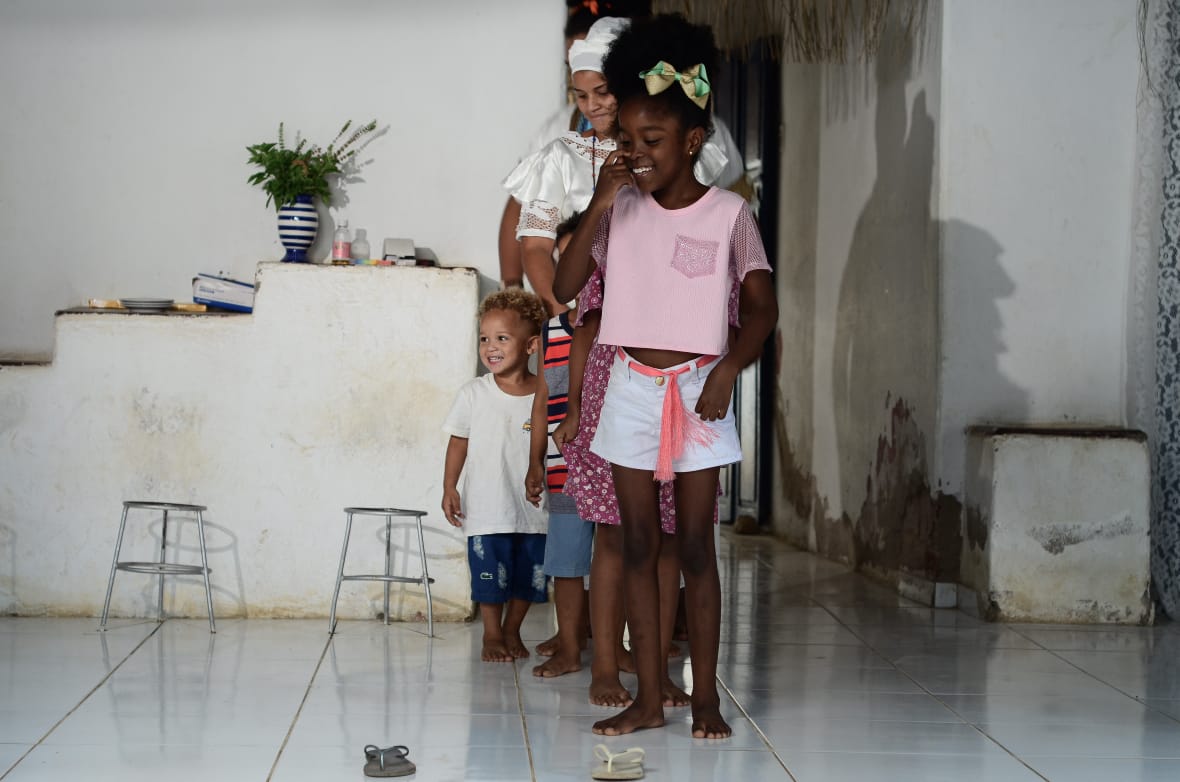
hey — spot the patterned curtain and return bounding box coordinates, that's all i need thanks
[1153,0,1180,618]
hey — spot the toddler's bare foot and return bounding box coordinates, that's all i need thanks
[482,639,514,662]
[667,642,683,658]
[662,679,690,707]
[536,633,559,657]
[533,651,582,678]
[504,634,529,659]
[589,673,633,708]
[592,701,665,736]
[691,704,732,739]
[616,645,636,674]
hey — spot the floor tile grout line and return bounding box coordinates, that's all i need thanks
[264,632,333,782]
[0,620,164,781]
[833,621,1053,782]
[513,661,539,782]
[716,675,800,780]
[1004,625,1180,728]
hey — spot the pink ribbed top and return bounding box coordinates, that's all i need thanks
[593,187,771,356]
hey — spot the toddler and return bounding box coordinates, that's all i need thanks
[442,289,550,662]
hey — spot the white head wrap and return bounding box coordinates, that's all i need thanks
[567,17,629,74]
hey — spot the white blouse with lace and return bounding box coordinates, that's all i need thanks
[502,129,735,241]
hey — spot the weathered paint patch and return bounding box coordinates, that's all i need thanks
[774,392,962,592]
[1028,515,1136,555]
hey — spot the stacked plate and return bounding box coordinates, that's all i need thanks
[119,298,174,312]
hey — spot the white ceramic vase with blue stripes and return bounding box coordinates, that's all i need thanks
[277,194,318,262]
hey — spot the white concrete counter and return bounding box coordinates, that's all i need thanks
[0,263,479,622]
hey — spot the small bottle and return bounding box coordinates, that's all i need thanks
[350,228,370,264]
[331,220,351,264]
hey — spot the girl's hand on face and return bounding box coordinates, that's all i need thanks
[589,150,634,212]
[695,359,739,422]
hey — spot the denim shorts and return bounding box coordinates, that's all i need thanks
[468,533,548,604]
[541,512,594,578]
[590,351,742,473]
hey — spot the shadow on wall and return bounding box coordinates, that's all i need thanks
[0,523,14,607]
[783,24,1029,586]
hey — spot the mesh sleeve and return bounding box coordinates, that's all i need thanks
[517,201,560,240]
[572,208,612,324]
[590,208,611,269]
[728,205,773,327]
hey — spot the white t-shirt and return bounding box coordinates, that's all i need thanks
[442,374,548,537]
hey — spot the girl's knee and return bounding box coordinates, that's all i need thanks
[678,530,716,577]
[622,525,661,568]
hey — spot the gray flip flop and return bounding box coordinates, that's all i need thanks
[363,744,416,777]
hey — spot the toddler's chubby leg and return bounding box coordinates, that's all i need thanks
[469,534,515,663]
[479,603,513,663]
[501,598,532,659]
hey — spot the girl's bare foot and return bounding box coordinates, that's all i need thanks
[592,701,665,736]
[691,704,732,739]
[536,633,559,657]
[662,679,690,707]
[589,674,633,707]
[482,639,514,662]
[533,651,582,678]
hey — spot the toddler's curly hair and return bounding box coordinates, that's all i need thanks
[602,13,719,138]
[479,289,546,335]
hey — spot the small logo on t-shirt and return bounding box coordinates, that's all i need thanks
[522,419,532,433]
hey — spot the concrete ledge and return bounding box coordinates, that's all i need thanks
[0,263,479,621]
[961,427,1152,624]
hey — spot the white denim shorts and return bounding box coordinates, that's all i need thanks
[590,350,742,474]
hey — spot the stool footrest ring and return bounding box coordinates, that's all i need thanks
[341,574,435,584]
[116,562,210,576]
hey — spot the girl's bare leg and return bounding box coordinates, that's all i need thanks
[674,468,731,739]
[593,465,665,736]
[588,524,633,707]
[658,531,689,706]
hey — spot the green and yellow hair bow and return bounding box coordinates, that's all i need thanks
[638,61,711,109]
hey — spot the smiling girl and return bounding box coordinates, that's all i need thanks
[553,14,778,739]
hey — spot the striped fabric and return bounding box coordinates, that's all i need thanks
[542,312,577,514]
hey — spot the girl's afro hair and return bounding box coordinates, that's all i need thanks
[601,13,719,135]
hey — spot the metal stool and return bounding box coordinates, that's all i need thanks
[329,507,434,637]
[100,501,215,633]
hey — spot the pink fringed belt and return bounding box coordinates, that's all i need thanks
[616,347,719,481]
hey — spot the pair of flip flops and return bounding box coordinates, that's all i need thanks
[592,744,645,780]
[363,744,415,777]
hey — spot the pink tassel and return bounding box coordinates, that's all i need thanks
[654,372,718,482]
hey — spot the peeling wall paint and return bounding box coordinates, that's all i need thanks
[0,264,479,621]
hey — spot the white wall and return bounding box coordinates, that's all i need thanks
[773,11,944,576]
[937,1,1140,493]
[772,1,1142,589]
[0,0,563,361]
[0,265,479,620]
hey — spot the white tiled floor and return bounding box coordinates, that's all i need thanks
[2,532,1179,781]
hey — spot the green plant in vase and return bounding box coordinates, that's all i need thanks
[246,119,377,210]
[247,119,376,262]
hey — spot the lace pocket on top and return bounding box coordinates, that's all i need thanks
[670,234,719,278]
